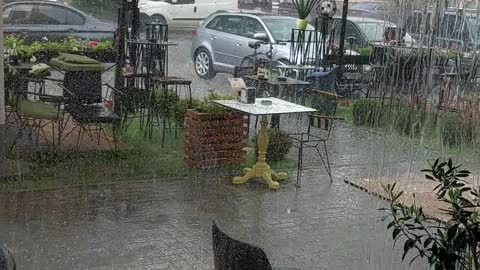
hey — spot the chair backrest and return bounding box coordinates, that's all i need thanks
[305,68,337,92]
[212,220,272,270]
[307,90,339,141]
[0,245,16,270]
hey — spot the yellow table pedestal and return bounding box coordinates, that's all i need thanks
[233,115,288,189]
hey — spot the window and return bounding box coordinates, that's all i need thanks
[5,4,34,24]
[206,16,223,30]
[172,0,195,4]
[66,10,84,25]
[3,6,13,24]
[241,17,266,39]
[333,21,365,48]
[206,15,243,35]
[29,4,84,25]
[30,4,66,24]
[263,17,314,41]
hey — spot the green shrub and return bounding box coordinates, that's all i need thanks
[253,129,292,162]
[352,98,480,148]
[353,98,387,127]
[440,113,465,147]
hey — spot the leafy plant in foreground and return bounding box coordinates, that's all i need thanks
[292,0,319,19]
[381,158,480,269]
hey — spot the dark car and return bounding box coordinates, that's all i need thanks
[347,1,401,23]
[331,16,415,50]
[407,8,479,50]
[3,1,117,42]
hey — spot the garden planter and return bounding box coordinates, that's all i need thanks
[185,110,248,169]
[296,19,308,30]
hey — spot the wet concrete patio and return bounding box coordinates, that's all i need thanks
[0,122,436,270]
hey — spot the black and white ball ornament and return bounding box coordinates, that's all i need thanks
[318,0,337,17]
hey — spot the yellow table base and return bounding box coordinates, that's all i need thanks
[233,115,288,190]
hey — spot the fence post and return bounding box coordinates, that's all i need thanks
[0,0,4,126]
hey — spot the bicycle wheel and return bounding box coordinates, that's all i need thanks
[237,55,257,78]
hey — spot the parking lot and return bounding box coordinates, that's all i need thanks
[165,31,232,98]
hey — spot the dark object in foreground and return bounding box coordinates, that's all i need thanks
[0,245,16,270]
[212,220,300,270]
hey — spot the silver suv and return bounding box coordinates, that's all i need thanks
[191,12,313,79]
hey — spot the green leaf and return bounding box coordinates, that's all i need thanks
[402,239,415,260]
[425,174,434,180]
[387,221,395,229]
[393,228,401,239]
[424,237,432,248]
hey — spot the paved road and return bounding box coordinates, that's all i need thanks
[166,32,232,98]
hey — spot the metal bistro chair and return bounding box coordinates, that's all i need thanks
[0,245,16,270]
[290,89,341,186]
[212,220,300,270]
[8,77,71,154]
[62,84,123,150]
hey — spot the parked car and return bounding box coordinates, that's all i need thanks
[139,0,239,29]
[3,1,117,42]
[191,12,314,79]
[331,16,415,49]
[406,8,479,50]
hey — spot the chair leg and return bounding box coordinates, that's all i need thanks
[8,120,26,157]
[296,141,304,188]
[315,141,333,182]
[112,122,118,151]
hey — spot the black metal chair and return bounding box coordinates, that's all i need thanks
[290,90,341,186]
[212,220,300,270]
[0,245,16,270]
[62,84,123,150]
[8,77,71,154]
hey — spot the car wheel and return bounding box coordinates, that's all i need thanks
[194,49,216,79]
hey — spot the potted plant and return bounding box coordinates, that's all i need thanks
[382,159,480,269]
[292,0,318,30]
[183,92,248,169]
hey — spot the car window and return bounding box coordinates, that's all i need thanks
[3,6,13,24]
[206,16,222,30]
[440,14,469,40]
[4,4,34,25]
[172,0,195,4]
[333,21,365,47]
[29,4,85,25]
[206,15,243,35]
[241,17,267,39]
[66,10,85,25]
[263,17,314,42]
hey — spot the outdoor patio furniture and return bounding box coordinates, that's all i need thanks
[50,53,104,104]
[145,22,168,43]
[289,90,341,186]
[8,80,69,154]
[214,98,316,190]
[150,76,192,145]
[0,245,16,270]
[212,220,300,270]
[62,84,123,150]
[243,75,312,129]
[121,40,178,137]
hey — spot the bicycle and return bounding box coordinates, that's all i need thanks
[235,40,275,78]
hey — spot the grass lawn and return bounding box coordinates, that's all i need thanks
[1,119,297,192]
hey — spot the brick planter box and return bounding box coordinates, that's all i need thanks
[185,110,248,169]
